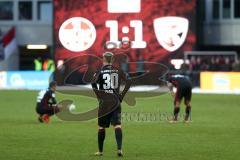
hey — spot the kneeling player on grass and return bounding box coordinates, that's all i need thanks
[166,74,192,123]
[91,52,131,157]
[36,81,60,123]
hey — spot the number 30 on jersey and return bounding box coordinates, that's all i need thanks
[103,73,119,89]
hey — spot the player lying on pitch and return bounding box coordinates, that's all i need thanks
[166,74,192,123]
[91,52,131,157]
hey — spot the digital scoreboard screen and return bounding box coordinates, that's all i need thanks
[54,0,196,70]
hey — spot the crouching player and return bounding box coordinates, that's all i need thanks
[166,75,192,123]
[36,81,60,123]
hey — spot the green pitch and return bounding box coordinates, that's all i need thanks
[0,90,239,160]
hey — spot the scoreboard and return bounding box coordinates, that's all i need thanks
[54,0,196,68]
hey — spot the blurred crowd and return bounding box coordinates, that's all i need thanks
[181,55,240,72]
[168,55,240,87]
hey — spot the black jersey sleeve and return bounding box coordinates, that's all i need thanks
[91,70,100,90]
[168,75,192,88]
[168,76,177,83]
[91,70,101,100]
[49,91,57,105]
[168,76,179,87]
[119,70,132,101]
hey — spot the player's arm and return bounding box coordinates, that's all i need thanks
[49,91,57,106]
[91,83,98,90]
[119,71,132,101]
[166,81,175,98]
[167,81,174,91]
[91,71,100,99]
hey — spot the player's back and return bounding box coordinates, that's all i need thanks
[169,75,192,88]
[36,89,56,106]
[97,65,121,94]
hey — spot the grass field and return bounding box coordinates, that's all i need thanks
[0,90,240,160]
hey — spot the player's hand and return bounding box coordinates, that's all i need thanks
[52,103,57,107]
[167,82,172,88]
[171,92,175,98]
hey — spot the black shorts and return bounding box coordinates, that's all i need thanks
[175,86,192,102]
[98,106,121,128]
[36,103,60,116]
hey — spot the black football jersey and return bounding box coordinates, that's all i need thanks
[37,89,57,106]
[168,75,192,89]
[92,65,127,95]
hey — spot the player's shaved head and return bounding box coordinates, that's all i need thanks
[103,52,114,64]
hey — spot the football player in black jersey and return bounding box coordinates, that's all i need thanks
[36,81,60,123]
[91,52,131,157]
[166,75,192,123]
